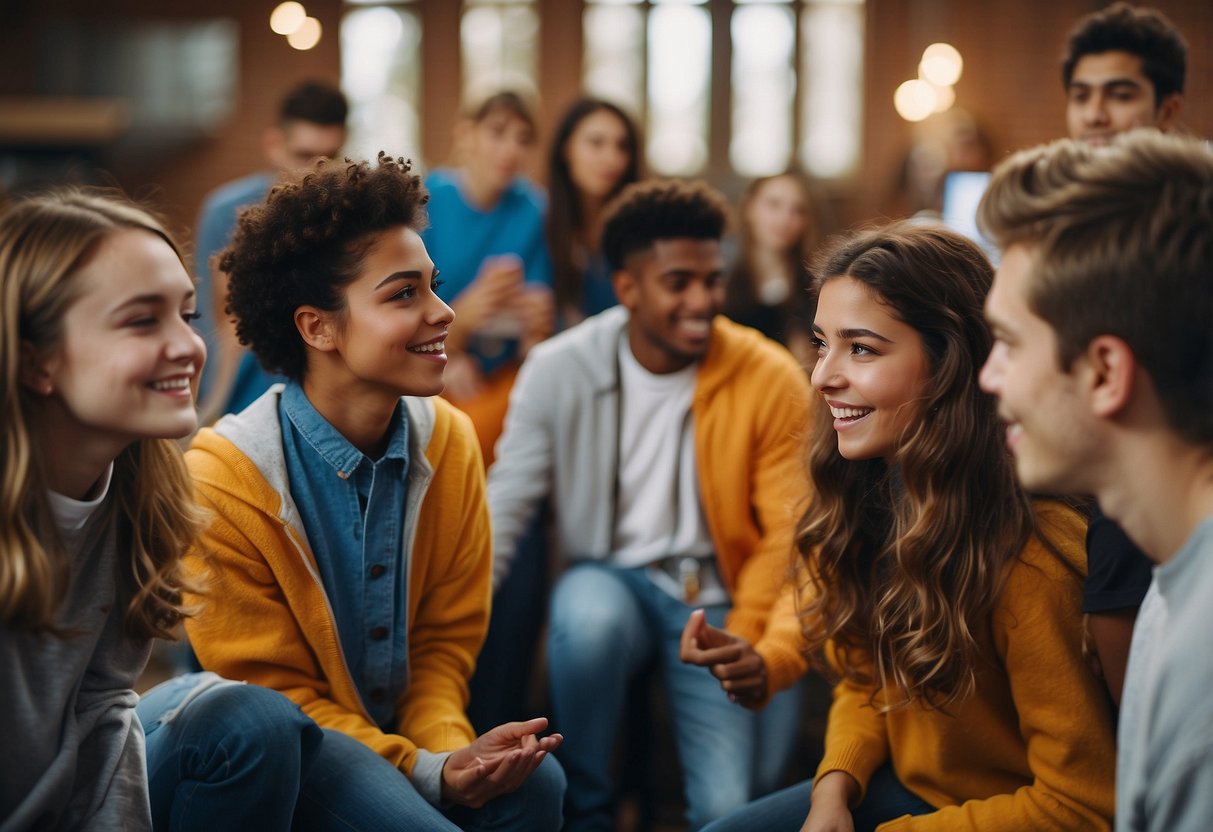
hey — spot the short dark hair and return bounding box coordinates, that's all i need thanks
[220,153,428,380]
[979,131,1213,448]
[1061,2,1188,103]
[600,179,730,272]
[279,80,349,127]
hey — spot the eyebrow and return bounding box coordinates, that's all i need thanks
[811,323,894,343]
[1068,78,1145,92]
[374,269,429,291]
[111,290,195,314]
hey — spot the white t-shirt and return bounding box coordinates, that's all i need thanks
[612,340,716,583]
[48,463,113,538]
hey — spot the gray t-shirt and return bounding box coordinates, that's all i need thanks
[1,468,153,831]
[1117,516,1213,832]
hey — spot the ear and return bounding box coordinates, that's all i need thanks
[1156,92,1183,132]
[612,268,639,312]
[18,340,55,396]
[294,306,339,353]
[1083,334,1137,419]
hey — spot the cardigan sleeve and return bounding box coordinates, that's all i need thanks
[815,675,891,801]
[878,529,1115,832]
[723,359,813,644]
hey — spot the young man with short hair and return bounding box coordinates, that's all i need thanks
[1059,2,1191,707]
[1062,2,1186,145]
[487,179,811,830]
[979,130,1213,831]
[194,80,349,414]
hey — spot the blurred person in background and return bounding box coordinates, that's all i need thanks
[545,97,641,326]
[194,80,348,420]
[421,91,555,466]
[723,171,818,366]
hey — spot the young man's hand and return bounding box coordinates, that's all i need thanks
[679,608,769,707]
[439,717,563,808]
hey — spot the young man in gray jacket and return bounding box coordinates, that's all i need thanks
[485,179,813,831]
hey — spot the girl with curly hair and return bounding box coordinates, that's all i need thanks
[683,223,1115,831]
[184,153,565,831]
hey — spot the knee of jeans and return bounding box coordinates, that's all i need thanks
[549,572,638,657]
[196,685,320,759]
[685,774,750,830]
[522,755,567,832]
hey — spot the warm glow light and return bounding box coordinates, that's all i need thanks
[932,83,956,112]
[270,2,306,36]
[894,79,937,122]
[919,42,963,87]
[287,16,322,50]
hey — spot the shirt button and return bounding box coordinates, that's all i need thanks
[371,626,388,640]
[369,564,386,578]
[370,688,386,703]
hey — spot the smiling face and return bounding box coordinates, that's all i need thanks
[1066,50,1181,144]
[979,244,1102,494]
[305,226,453,400]
[33,229,206,455]
[745,175,810,255]
[810,276,930,462]
[565,108,633,201]
[615,237,726,374]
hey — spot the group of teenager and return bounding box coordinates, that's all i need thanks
[2,3,1211,831]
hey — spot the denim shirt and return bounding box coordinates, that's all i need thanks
[279,382,410,729]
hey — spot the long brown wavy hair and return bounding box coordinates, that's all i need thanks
[0,189,204,638]
[797,222,1034,710]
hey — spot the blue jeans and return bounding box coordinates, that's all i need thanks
[701,766,936,832]
[140,672,566,831]
[547,563,802,831]
[138,672,323,832]
[297,728,566,832]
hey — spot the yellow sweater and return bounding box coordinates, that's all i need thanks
[771,503,1116,830]
[183,392,490,778]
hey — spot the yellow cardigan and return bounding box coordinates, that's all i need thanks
[183,392,490,778]
[769,502,1116,831]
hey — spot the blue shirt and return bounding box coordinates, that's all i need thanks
[421,168,554,373]
[194,171,286,408]
[279,382,410,729]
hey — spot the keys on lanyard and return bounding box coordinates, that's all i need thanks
[678,557,702,604]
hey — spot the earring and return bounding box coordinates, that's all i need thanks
[41,380,53,395]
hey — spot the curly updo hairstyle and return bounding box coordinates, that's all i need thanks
[219,152,428,380]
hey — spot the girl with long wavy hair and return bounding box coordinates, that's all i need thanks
[0,190,324,831]
[683,223,1115,831]
[545,97,640,326]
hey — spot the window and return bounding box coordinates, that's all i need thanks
[461,0,539,104]
[340,3,423,161]
[584,0,865,178]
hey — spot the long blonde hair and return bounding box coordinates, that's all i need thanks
[0,189,203,638]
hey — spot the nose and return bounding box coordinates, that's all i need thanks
[810,348,842,393]
[427,291,455,328]
[168,316,207,369]
[683,280,715,315]
[1082,93,1109,126]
